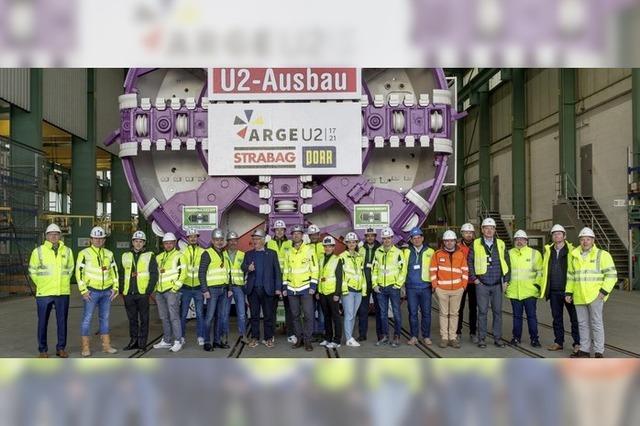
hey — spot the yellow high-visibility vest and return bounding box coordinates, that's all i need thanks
[28,240,74,296]
[75,246,119,295]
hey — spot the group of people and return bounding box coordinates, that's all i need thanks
[29,216,618,358]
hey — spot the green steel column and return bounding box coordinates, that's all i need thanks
[455,99,466,226]
[71,69,96,253]
[559,69,577,197]
[632,68,640,289]
[478,84,491,212]
[111,154,132,259]
[512,69,526,229]
[9,69,43,243]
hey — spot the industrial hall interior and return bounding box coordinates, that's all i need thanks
[1,67,639,360]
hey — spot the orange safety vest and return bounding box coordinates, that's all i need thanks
[430,248,469,290]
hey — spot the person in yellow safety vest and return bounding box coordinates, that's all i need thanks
[340,232,366,347]
[307,224,326,341]
[76,226,119,357]
[467,217,511,349]
[506,230,543,348]
[266,219,295,344]
[222,231,247,343]
[566,227,618,358]
[317,236,343,349]
[403,227,435,347]
[179,228,206,346]
[29,223,74,358]
[199,228,230,352]
[541,224,580,354]
[372,227,407,348]
[120,230,158,351]
[152,232,184,353]
[284,224,319,351]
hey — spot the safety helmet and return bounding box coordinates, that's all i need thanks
[132,230,146,241]
[252,229,266,238]
[409,227,423,237]
[513,229,528,239]
[461,223,475,233]
[550,224,566,234]
[322,236,336,246]
[186,228,200,237]
[442,230,457,240]
[226,231,239,240]
[578,227,596,238]
[90,226,107,238]
[307,224,320,235]
[344,232,359,242]
[364,228,377,236]
[381,227,394,238]
[162,232,177,242]
[212,228,225,239]
[273,220,286,229]
[290,224,304,234]
[481,218,496,228]
[45,223,61,234]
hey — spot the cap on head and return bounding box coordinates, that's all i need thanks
[307,224,320,235]
[90,226,107,239]
[550,224,566,234]
[162,232,177,242]
[513,229,528,240]
[409,227,423,237]
[322,236,336,246]
[212,228,225,239]
[461,223,475,233]
[381,227,394,238]
[578,227,595,238]
[226,231,239,240]
[273,220,286,230]
[344,232,359,242]
[290,224,304,234]
[442,230,457,241]
[46,223,61,234]
[132,230,146,241]
[251,228,266,238]
[481,218,496,228]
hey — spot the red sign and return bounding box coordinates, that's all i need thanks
[208,67,361,101]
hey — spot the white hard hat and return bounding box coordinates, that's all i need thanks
[442,230,457,240]
[290,224,304,234]
[322,236,336,246]
[273,220,286,229]
[513,229,528,239]
[381,227,394,238]
[344,232,359,242]
[90,226,107,238]
[212,228,225,239]
[132,230,146,241]
[550,224,566,234]
[226,231,239,240]
[186,228,200,237]
[162,232,177,242]
[578,227,596,238]
[45,223,61,234]
[481,218,496,228]
[252,229,266,238]
[461,223,475,233]
[307,224,320,235]
[364,228,377,236]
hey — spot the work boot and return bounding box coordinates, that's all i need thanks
[439,340,449,348]
[494,340,506,348]
[477,339,487,348]
[38,353,49,358]
[407,337,418,345]
[547,343,563,351]
[56,349,69,358]
[123,339,139,351]
[423,338,433,346]
[451,339,461,349]
[570,350,590,358]
[292,340,304,349]
[101,334,118,354]
[595,353,604,358]
[81,336,91,357]
[203,343,213,352]
[531,339,542,348]
[304,342,313,351]
[510,338,521,346]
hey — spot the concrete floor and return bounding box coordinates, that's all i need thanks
[1,286,638,358]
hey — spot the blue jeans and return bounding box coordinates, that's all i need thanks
[222,286,247,337]
[314,298,325,334]
[342,291,362,341]
[406,286,432,338]
[180,287,204,339]
[81,289,112,336]
[36,295,69,353]
[203,286,227,344]
[376,286,401,337]
[511,297,539,341]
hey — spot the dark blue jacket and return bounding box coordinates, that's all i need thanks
[241,248,282,296]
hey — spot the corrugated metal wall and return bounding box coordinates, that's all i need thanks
[0,69,30,110]
[95,69,124,155]
[43,68,87,139]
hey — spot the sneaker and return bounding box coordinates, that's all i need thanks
[346,338,360,347]
[334,343,341,348]
[391,337,400,348]
[357,336,367,342]
[531,339,542,348]
[326,342,336,349]
[478,340,487,348]
[471,334,479,344]
[572,344,581,354]
[319,340,329,347]
[494,340,506,348]
[287,335,298,344]
[376,336,389,346]
[180,337,185,345]
[407,337,418,345]
[439,340,448,348]
[170,340,184,352]
[197,337,205,346]
[153,339,172,349]
[423,338,433,346]
[547,343,563,351]
[510,338,520,346]
[304,342,313,351]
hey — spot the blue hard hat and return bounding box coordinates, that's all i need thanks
[409,227,423,237]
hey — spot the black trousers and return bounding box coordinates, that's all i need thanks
[318,293,342,344]
[549,291,580,346]
[124,294,150,345]
[248,287,276,340]
[456,283,477,335]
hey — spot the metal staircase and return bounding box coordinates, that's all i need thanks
[477,200,513,249]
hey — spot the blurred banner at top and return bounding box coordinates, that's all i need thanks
[0,0,639,66]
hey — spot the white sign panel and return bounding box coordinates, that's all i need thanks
[208,102,362,176]
[208,68,361,101]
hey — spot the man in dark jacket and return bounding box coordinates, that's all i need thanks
[241,228,282,348]
[357,228,382,341]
